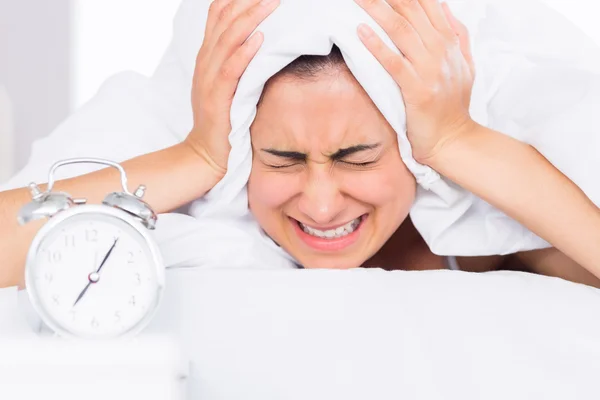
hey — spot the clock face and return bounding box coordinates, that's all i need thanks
[27,211,162,339]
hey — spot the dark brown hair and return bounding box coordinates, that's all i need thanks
[259,44,347,104]
[276,44,346,80]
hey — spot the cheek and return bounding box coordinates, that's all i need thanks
[248,167,301,211]
[341,164,416,209]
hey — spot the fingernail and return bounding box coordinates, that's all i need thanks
[358,24,373,39]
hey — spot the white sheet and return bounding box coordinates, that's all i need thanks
[0,336,188,400]
[177,0,600,258]
[0,287,37,338]
[143,268,600,400]
[3,267,600,399]
[2,0,600,262]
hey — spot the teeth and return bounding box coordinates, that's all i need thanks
[299,217,362,239]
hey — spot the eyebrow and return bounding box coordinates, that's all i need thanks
[261,143,381,161]
[329,144,381,160]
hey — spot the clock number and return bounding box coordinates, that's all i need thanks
[114,311,122,323]
[134,273,141,286]
[85,229,98,242]
[51,294,60,306]
[91,318,99,329]
[44,273,53,283]
[64,235,75,247]
[46,251,62,264]
[127,252,135,264]
[129,296,136,307]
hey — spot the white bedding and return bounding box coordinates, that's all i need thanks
[146,268,600,399]
[2,0,600,259]
[3,267,600,399]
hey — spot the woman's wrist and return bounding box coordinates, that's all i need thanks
[162,141,226,206]
[95,142,226,214]
[419,121,538,209]
[177,140,226,190]
[418,121,600,279]
[415,118,482,171]
[183,132,228,182]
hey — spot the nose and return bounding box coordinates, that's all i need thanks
[297,167,345,226]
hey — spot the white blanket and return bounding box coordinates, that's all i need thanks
[2,0,600,263]
[188,0,600,257]
[2,268,600,399]
[146,269,600,399]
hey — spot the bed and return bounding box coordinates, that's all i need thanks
[3,266,600,400]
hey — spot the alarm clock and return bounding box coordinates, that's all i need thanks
[18,158,165,340]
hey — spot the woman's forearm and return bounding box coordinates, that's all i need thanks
[429,122,600,278]
[0,142,221,288]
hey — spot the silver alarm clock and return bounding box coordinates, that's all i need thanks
[18,158,165,340]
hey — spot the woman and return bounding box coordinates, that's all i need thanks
[0,0,599,288]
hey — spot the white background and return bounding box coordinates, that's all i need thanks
[71,0,181,110]
[0,0,600,178]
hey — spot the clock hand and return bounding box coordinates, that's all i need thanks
[72,282,91,307]
[95,238,119,275]
[72,238,119,308]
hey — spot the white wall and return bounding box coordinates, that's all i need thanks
[71,0,181,110]
[0,0,181,179]
[0,0,71,171]
[545,0,600,44]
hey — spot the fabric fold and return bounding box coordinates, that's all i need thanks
[2,0,600,266]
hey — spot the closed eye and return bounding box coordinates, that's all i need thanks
[342,160,377,167]
[260,149,306,170]
[264,163,302,169]
[260,143,382,169]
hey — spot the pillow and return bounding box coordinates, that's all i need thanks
[144,267,600,399]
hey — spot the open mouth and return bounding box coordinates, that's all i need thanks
[297,217,362,239]
[290,215,367,251]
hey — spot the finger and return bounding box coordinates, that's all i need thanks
[210,0,279,72]
[357,24,421,92]
[354,0,428,64]
[207,0,262,54]
[384,0,444,53]
[417,0,453,34]
[205,0,234,39]
[442,3,475,75]
[211,31,264,103]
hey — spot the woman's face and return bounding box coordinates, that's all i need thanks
[248,68,416,269]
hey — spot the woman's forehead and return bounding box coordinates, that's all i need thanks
[252,72,395,149]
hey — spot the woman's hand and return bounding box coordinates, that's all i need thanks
[354,0,476,164]
[185,0,280,181]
